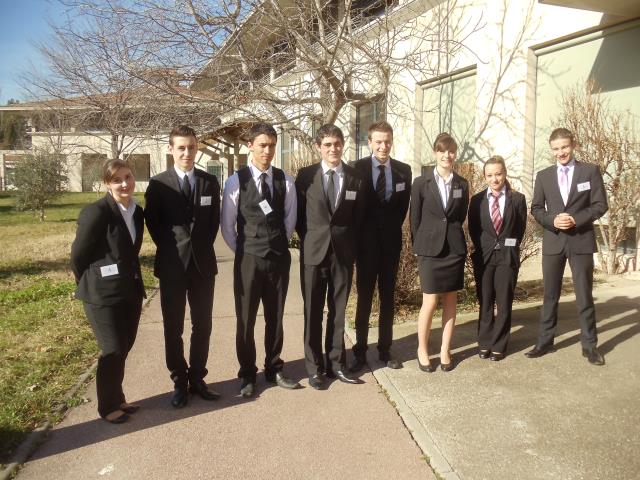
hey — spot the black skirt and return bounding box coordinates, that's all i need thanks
[418,246,465,294]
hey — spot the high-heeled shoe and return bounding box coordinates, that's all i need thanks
[417,352,436,373]
[440,352,455,372]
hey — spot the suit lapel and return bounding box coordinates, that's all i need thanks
[133,206,144,251]
[501,189,513,238]
[566,161,581,206]
[425,171,445,215]
[105,194,135,248]
[445,173,460,215]
[309,164,330,218]
[168,167,182,194]
[480,189,496,238]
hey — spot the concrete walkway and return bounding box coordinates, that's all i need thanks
[15,240,434,480]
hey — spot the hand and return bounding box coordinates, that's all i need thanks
[554,213,576,230]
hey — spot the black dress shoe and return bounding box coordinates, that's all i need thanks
[380,353,402,369]
[102,410,129,424]
[266,372,301,389]
[240,379,255,398]
[478,349,491,359]
[348,356,367,373]
[308,374,325,390]
[582,347,605,366]
[417,357,436,373]
[189,380,221,401]
[119,403,140,414]
[325,369,336,379]
[524,345,555,358]
[334,370,362,384]
[171,387,188,408]
[489,352,505,362]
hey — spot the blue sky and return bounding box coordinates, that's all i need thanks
[0,0,68,105]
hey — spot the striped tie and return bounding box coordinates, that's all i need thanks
[491,192,503,234]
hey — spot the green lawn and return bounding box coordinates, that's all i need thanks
[0,192,156,465]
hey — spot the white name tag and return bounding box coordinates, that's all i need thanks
[200,196,212,206]
[453,189,462,199]
[577,181,591,192]
[504,238,517,247]
[396,182,405,192]
[345,190,357,200]
[259,199,273,215]
[100,264,119,277]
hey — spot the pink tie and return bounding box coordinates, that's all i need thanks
[560,166,569,204]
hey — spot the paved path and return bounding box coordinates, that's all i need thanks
[16,240,434,480]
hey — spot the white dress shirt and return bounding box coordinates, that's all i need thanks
[556,158,575,206]
[321,161,344,210]
[174,165,195,194]
[371,156,393,201]
[434,167,453,209]
[112,194,137,243]
[221,162,297,252]
[486,186,506,219]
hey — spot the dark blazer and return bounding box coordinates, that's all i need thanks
[71,194,145,306]
[469,188,527,268]
[145,168,220,280]
[410,169,469,257]
[351,156,411,254]
[531,161,608,255]
[295,162,365,266]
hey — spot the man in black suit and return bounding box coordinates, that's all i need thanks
[221,123,301,398]
[527,127,608,365]
[295,124,365,389]
[349,121,411,372]
[145,125,222,407]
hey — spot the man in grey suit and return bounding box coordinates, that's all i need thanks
[295,124,365,389]
[145,125,222,407]
[527,127,608,365]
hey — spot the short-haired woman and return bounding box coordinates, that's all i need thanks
[410,133,469,372]
[71,159,146,423]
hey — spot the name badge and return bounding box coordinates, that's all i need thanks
[504,238,517,247]
[200,196,212,206]
[577,181,591,192]
[396,182,405,192]
[345,190,357,200]
[452,189,462,199]
[259,199,273,215]
[100,264,119,277]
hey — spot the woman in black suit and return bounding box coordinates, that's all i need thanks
[410,133,469,372]
[71,159,145,423]
[468,156,527,361]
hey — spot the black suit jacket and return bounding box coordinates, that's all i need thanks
[468,188,527,268]
[145,168,220,281]
[71,194,145,306]
[531,160,608,255]
[295,162,365,266]
[410,170,469,256]
[351,156,411,254]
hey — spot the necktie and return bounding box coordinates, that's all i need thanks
[326,170,337,214]
[491,192,503,235]
[260,172,271,203]
[182,175,192,202]
[559,166,569,204]
[376,165,386,203]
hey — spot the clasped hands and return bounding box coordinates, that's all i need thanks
[554,212,576,230]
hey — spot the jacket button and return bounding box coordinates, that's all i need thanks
[442,218,446,222]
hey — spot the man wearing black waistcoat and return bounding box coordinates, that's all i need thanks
[527,127,608,365]
[145,125,221,408]
[221,123,301,397]
[349,121,411,372]
[295,124,365,390]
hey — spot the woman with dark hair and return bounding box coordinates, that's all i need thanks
[410,133,469,372]
[71,159,145,423]
[468,156,527,361]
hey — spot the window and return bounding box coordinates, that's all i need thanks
[280,129,295,172]
[352,0,398,28]
[81,153,108,192]
[420,67,477,164]
[355,101,384,160]
[207,163,224,184]
[126,154,150,181]
[271,39,296,79]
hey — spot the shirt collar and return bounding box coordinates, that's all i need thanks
[556,158,576,170]
[371,156,389,169]
[433,167,453,184]
[174,165,194,179]
[486,186,507,199]
[321,161,343,175]
[249,162,272,179]
[110,192,137,213]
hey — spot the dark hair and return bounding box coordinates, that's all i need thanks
[549,127,574,144]
[102,159,131,184]
[315,124,344,146]
[368,121,393,139]
[247,122,278,143]
[169,125,197,145]
[483,155,511,190]
[433,132,457,153]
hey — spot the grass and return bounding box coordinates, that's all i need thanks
[0,192,156,466]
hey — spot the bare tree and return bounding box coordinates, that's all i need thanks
[559,81,640,274]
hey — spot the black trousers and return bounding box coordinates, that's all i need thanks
[302,248,352,376]
[159,260,215,388]
[475,250,518,353]
[538,249,597,349]
[353,242,400,358]
[83,297,142,418]
[234,251,290,381]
